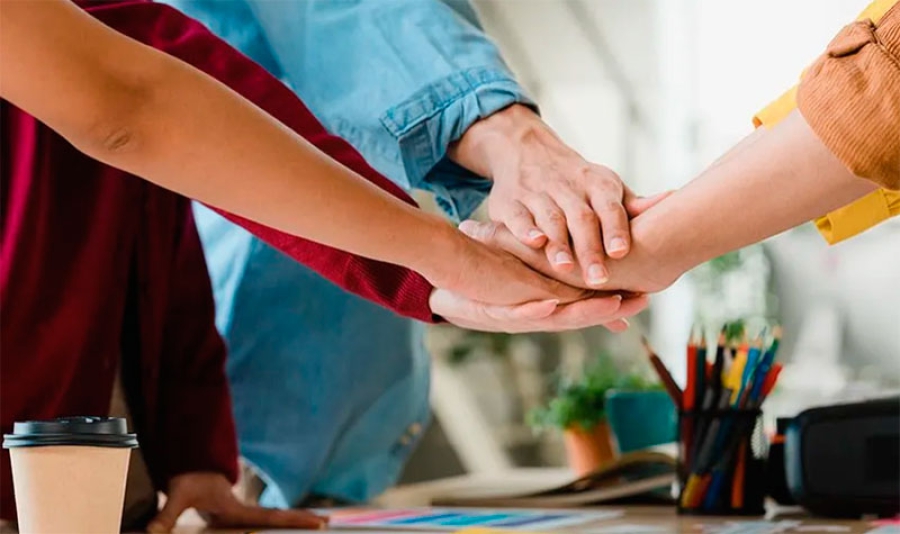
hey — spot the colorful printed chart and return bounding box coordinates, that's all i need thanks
[324,507,621,531]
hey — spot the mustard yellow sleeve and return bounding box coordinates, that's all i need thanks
[752,0,899,244]
[815,189,900,244]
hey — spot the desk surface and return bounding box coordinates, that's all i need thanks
[176,505,878,533]
[172,468,879,533]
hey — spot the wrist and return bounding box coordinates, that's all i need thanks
[620,201,702,291]
[401,215,470,286]
[447,104,545,179]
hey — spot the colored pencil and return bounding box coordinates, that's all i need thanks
[677,324,784,512]
[640,336,683,408]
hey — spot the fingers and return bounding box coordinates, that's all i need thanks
[623,188,673,217]
[525,194,575,272]
[459,220,575,285]
[458,219,501,245]
[433,287,641,334]
[616,293,651,317]
[483,298,559,321]
[588,177,631,260]
[557,194,607,287]
[602,319,631,333]
[209,502,328,529]
[430,290,558,333]
[535,293,649,332]
[495,199,547,248]
[147,491,191,534]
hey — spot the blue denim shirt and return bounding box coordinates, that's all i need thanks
[162,0,532,508]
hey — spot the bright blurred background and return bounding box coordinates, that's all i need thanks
[403,0,900,484]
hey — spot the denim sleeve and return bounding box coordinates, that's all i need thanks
[244,0,535,221]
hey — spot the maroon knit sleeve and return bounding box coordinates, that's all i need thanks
[155,202,240,484]
[84,1,437,322]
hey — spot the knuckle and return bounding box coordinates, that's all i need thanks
[573,163,593,180]
[572,206,597,225]
[592,174,624,194]
[544,209,566,226]
[599,199,625,215]
[596,164,621,179]
[510,203,532,219]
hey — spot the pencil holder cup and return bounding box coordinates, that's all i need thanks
[676,408,766,516]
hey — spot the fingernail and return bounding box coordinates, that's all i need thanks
[621,318,630,327]
[554,251,574,266]
[543,299,561,307]
[587,264,609,285]
[608,237,628,254]
[528,229,545,241]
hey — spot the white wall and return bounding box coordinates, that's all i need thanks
[692,0,863,166]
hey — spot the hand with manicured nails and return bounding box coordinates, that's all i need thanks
[147,472,327,532]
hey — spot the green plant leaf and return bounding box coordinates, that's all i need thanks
[527,354,663,433]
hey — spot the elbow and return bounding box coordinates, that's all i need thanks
[97,123,140,154]
[71,74,157,163]
[81,95,147,160]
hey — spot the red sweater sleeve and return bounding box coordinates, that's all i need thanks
[84,1,437,323]
[155,203,240,484]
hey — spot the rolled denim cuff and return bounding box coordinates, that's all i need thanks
[381,67,536,221]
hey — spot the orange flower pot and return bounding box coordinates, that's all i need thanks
[563,421,616,477]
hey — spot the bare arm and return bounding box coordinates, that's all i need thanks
[614,109,878,291]
[0,0,441,271]
[0,0,593,309]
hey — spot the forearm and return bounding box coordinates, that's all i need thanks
[118,57,450,272]
[630,110,878,277]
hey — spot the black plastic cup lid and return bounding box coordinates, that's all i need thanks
[3,417,138,449]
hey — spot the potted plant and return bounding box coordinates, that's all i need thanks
[528,359,662,476]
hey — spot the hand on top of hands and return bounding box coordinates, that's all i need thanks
[429,104,678,334]
[449,104,669,288]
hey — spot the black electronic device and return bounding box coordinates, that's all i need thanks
[785,396,900,518]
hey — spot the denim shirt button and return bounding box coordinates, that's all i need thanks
[398,435,412,446]
[408,422,423,436]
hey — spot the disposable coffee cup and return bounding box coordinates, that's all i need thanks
[3,417,138,534]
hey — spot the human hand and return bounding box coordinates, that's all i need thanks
[449,104,668,286]
[420,223,595,309]
[429,289,649,333]
[457,219,681,295]
[147,472,327,532]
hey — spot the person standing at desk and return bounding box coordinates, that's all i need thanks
[161,0,659,514]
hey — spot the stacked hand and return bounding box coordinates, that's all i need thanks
[428,104,673,333]
[449,104,668,286]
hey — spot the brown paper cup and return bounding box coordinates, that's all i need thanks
[3,417,138,534]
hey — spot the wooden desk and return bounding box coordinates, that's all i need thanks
[176,506,875,534]
[172,469,876,533]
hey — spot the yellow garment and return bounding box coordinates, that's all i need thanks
[753,0,900,244]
